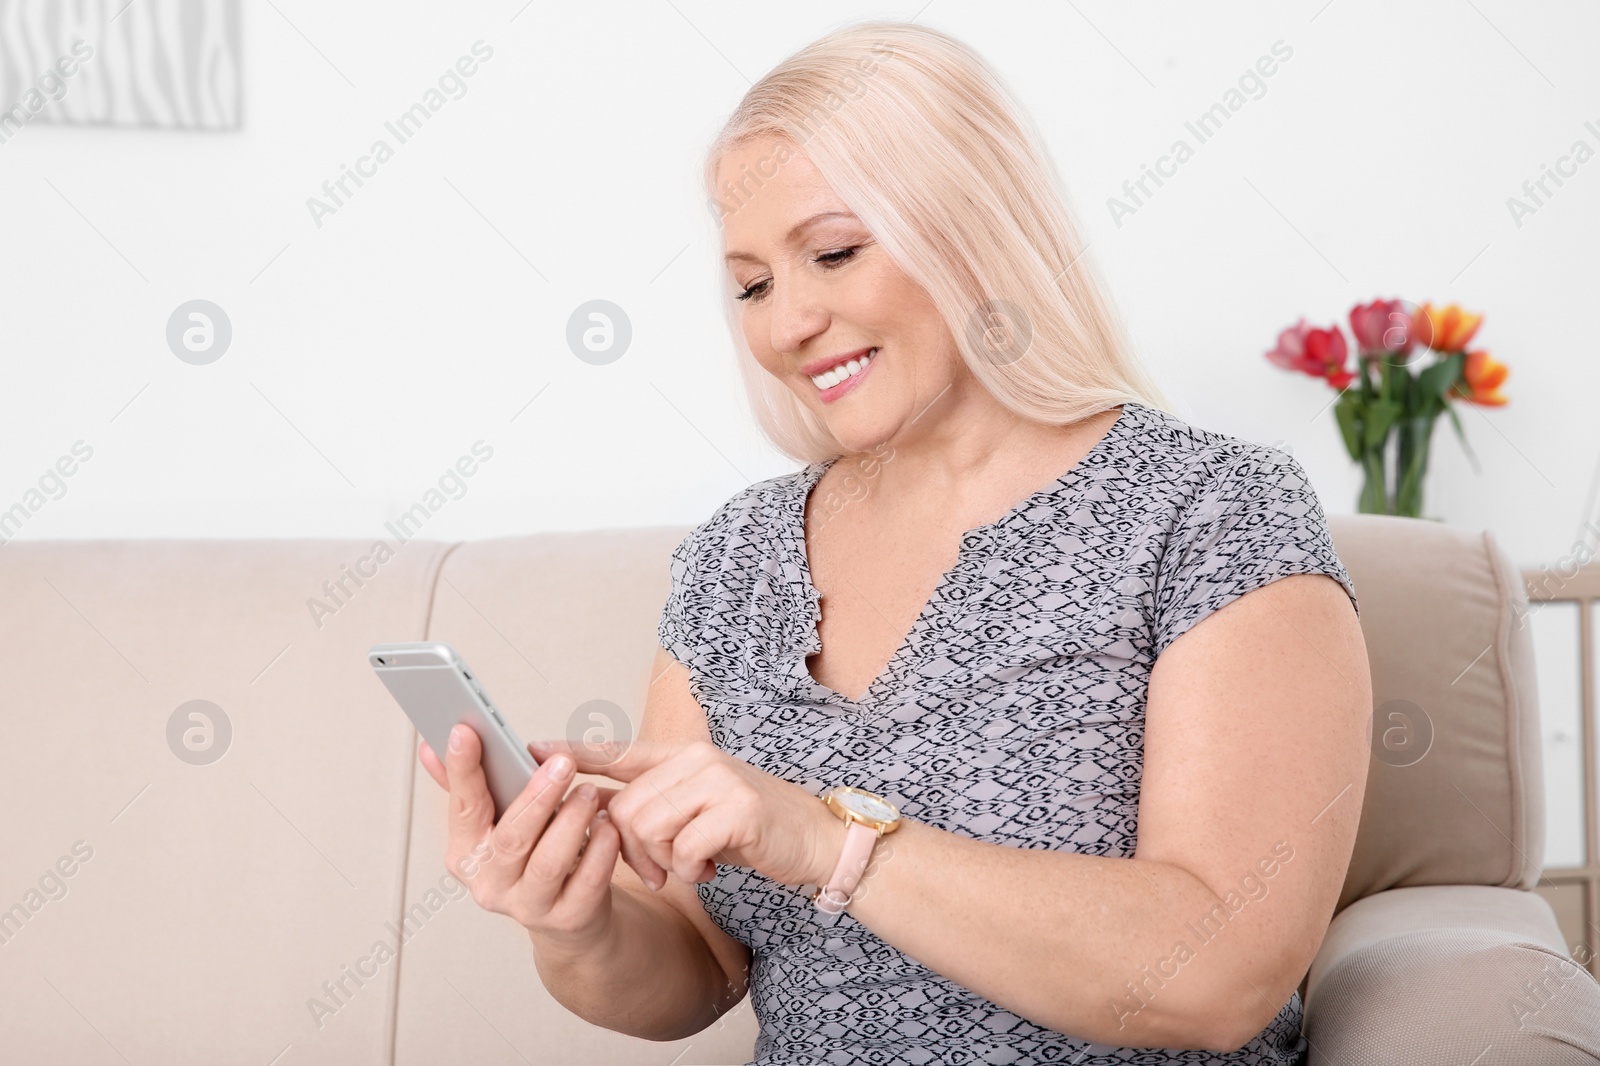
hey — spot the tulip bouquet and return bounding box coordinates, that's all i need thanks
[1266,299,1510,518]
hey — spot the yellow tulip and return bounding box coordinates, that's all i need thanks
[1415,302,1483,353]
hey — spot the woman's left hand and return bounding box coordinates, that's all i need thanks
[525,737,840,892]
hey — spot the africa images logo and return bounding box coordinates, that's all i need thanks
[306,40,495,229]
[306,441,494,629]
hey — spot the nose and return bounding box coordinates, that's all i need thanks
[765,270,831,360]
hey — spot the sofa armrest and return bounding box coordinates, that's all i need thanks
[1302,885,1600,1065]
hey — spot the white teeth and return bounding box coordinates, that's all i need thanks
[811,349,876,390]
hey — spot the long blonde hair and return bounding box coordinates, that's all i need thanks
[703,20,1169,465]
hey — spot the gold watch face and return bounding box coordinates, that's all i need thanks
[834,787,899,825]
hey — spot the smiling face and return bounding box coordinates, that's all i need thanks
[716,136,969,456]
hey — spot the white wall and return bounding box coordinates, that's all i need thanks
[3,0,1595,560]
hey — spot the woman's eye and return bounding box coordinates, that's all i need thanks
[735,247,859,303]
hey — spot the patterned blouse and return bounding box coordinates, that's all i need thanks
[656,400,1359,1065]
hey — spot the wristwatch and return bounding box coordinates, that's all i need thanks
[810,786,902,914]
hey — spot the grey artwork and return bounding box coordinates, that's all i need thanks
[0,0,241,132]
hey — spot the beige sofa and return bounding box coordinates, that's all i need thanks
[2,515,1598,1064]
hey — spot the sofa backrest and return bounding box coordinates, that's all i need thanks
[0,514,1543,1062]
[1326,515,1544,912]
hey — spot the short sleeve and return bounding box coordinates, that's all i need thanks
[656,520,710,670]
[1153,442,1358,656]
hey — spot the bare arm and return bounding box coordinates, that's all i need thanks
[530,878,737,1041]
[528,647,753,1040]
[811,573,1370,1051]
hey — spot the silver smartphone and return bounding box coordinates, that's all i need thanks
[368,641,536,819]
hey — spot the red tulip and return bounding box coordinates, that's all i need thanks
[1349,298,1418,360]
[1266,318,1356,390]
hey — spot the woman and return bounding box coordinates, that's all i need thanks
[420,20,1371,1065]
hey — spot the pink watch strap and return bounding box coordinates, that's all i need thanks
[814,821,879,914]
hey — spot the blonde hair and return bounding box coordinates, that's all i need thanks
[703,20,1169,465]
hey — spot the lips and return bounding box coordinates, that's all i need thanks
[800,347,875,378]
[810,348,877,401]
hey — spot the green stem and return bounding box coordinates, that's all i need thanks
[1396,418,1413,515]
[1359,446,1388,514]
[1396,413,1437,518]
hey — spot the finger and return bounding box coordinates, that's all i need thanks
[553,808,623,912]
[523,739,623,809]
[669,810,731,885]
[528,743,709,820]
[528,736,677,783]
[602,753,720,893]
[443,723,495,848]
[418,739,449,791]
[629,774,723,883]
[607,799,669,892]
[590,785,621,813]
[478,754,576,893]
[519,782,605,913]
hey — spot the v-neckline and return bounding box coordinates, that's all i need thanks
[786,402,1138,710]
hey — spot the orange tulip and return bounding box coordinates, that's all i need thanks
[1450,349,1510,406]
[1414,302,1483,353]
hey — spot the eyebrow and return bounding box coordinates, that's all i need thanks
[722,210,859,265]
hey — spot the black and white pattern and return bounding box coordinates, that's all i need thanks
[657,401,1358,1065]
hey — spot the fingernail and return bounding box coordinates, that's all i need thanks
[448,725,463,753]
[549,755,572,778]
[649,872,664,891]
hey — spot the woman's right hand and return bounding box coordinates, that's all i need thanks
[418,722,624,955]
